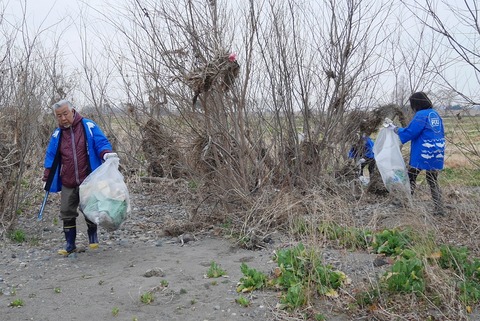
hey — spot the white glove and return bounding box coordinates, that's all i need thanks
[103,152,118,161]
[356,158,366,166]
[386,123,397,131]
[383,117,393,127]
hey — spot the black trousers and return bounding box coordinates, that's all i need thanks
[408,167,443,210]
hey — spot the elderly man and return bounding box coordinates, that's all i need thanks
[42,100,117,255]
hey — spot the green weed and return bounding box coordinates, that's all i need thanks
[314,314,326,321]
[273,243,349,309]
[188,180,198,189]
[318,222,372,250]
[160,279,169,287]
[112,306,119,316]
[236,263,267,293]
[206,261,226,278]
[8,229,26,243]
[220,218,233,229]
[355,289,380,307]
[382,256,425,294]
[438,245,469,271]
[140,292,154,304]
[235,295,250,307]
[371,228,412,256]
[9,298,24,307]
[437,245,480,305]
[441,167,480,186]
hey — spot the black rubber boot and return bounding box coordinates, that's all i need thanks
[86,219,99,249]
[58,219,76,255]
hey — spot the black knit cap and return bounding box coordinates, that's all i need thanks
[409,92,433,111]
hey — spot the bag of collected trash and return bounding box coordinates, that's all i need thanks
[373,127,411,197]
[79,156,130,231]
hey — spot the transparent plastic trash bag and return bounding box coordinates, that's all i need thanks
[373,127,411,197]
[79,156,130,231]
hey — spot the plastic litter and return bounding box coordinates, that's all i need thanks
[79,156,130,231]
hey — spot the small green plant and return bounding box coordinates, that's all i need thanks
[9,298,24,307]
[355,289,380,308]
[220,218,233,229]
[235,295,250,307]
[436,245,480,305]
[8,229,26,243]
[206,261,226,278]
[179,288,187,294]
[140,291,154,304]
[20,179,29,188]
[236,263,267,293]
[318,222,371,250]
[54,287,61,293]
[382,256,425,294]
[438,245,469,271]
[372,228,412,256]
[291,217,310,235]
[273,243,349,310]
[314,314,326,321]
[53,217,59,226]
[190,299,197,305]
[188,179,198,189]
[281,283,307,309]
[160,279,169,287]
[112,306,119,316]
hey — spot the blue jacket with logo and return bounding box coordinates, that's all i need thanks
[43,118,112,193]
[397,109,445,170]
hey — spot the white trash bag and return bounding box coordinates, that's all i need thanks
[373,127,411,197]
[79,156,130,231]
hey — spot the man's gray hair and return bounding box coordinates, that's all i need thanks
[52,99,74,112]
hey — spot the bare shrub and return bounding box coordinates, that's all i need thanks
[142,118,186,178]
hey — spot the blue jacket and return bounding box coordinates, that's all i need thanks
[349,136,375,160]
[44,118,112,193]
[397,109,445,170]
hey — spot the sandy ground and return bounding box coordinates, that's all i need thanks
[0,184,384,321]
[2,181,479,321]
[1,233,278,321]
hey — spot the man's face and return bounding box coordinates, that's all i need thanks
[55,104,75,128]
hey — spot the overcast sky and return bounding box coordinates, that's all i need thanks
[4,0,479,106]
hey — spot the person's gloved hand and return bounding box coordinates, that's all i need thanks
[386,123,397,131]
[355,158,366,166]
[383,117,393,127]
[103,152,118,161]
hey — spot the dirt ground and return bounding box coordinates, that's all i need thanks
[1,180,479,321]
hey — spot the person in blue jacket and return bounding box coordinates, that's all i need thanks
[388,92,445,215]
[42,100,117,255]
[348,134,375,177]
